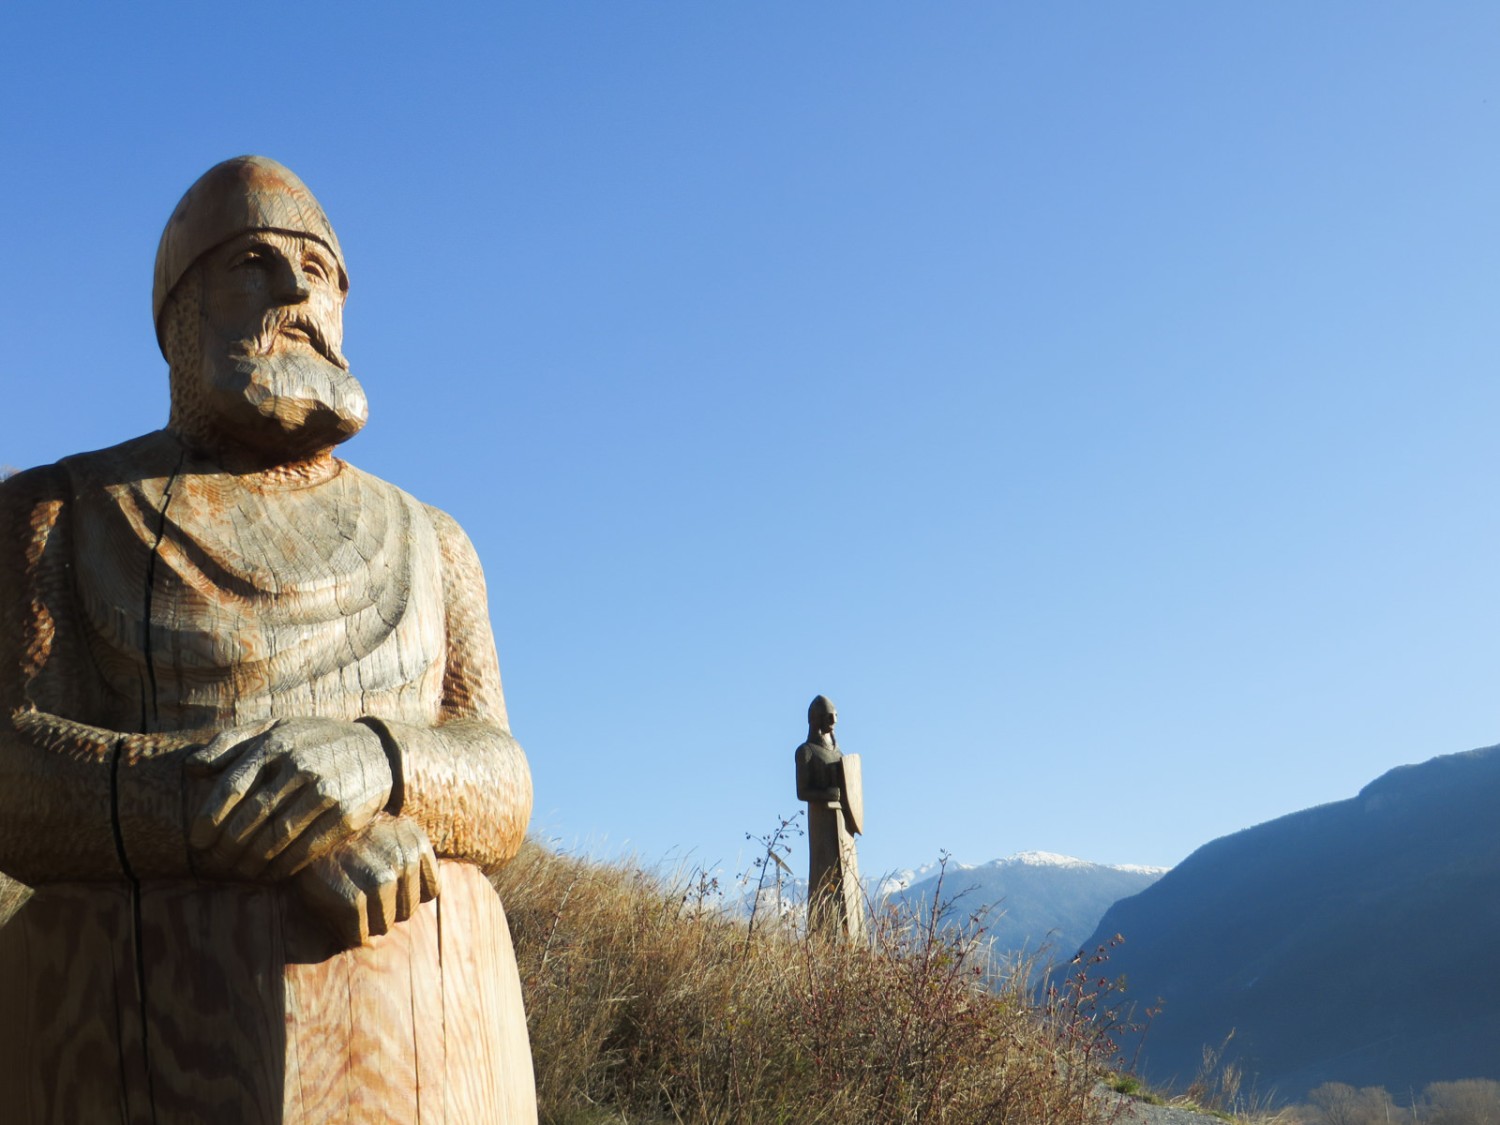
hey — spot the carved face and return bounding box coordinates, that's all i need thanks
[171,230,369,462]
[816,706,837,736]
[202,231,347,363]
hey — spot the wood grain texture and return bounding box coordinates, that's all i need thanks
[440,861,537,1125]
[0,157,536,1120]
[407,883,449,1124]
[0,438,539,1118]
[345,902,421,1121]
[282,904,354,1123]
[0,882,151,1124]
[0,468,122,883]
[138,880,287,1122]
[0,863,533,1123]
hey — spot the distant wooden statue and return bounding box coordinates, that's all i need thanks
[0,156,536,1122]
[794,695,865,942]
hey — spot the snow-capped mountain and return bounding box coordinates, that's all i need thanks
[880,850,1166,896]
[735,849,1165,967]
[879,851,1168,966]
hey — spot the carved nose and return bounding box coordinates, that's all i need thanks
[273,260,312,303]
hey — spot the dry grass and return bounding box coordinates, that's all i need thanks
[0,827,1135,1121]
[493,838,1136,1125]
[0,874,30,928]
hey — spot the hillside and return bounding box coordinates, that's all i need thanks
[493,841,1129,1124]
[1075,744,1500,1099]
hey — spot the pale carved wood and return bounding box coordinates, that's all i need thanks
[0,862,533,1123]
[0,156,536,1122]
[840,752,864,835]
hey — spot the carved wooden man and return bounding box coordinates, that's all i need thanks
[0,156,536,1123]
[794,695,865,942]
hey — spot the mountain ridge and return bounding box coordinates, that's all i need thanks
[883,850,1167,965]
[1075,743,1500,1099]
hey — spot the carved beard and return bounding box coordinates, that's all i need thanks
[165,279,368,464]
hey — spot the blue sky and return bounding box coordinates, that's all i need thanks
[4,4,1500,883]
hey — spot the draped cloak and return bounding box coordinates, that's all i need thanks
[0,429,536,1124]
[794,738,865,943]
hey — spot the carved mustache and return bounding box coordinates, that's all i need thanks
[248,308,348,370]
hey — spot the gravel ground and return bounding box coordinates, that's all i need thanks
[1097,1086,1228,1125]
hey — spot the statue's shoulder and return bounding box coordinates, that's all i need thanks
[3,432,177,508]
[331,460,437,524]
[55,431,182,492]
[0,463,71,537]
[419,502,486,586]
[334,463,484,570]
[0,462,67,502]
[334,461,437,518]
[796,740,840,766]
[1,430,175,522]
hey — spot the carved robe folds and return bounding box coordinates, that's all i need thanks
[0,431,536,1123]
[794,740,864,944]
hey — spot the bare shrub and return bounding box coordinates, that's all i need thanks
[493,839,1135,1125]
[1308,1082,1395,1125]
[1424,1080,1500,1125]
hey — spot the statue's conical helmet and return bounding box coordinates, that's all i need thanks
[152,156,347,345]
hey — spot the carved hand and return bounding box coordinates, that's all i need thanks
[186,717,393,881]
[801,787,842,803]
[292,813,440,948]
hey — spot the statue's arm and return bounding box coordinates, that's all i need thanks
[795,747,841,804]
[0,467,202,883]
[359,506,532,873]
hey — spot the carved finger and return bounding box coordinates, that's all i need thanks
[213,760,312,862]
[191,738,283,845]
[393,849,419,922]
[296,858,369,949]
[184,720,277,776]
[236,784,341,879]
[263,806,348,881]
[418,832,441,902]
[358,857,400,939]
[191,762,265,850]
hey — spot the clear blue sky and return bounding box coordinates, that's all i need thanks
[4,4,1499,883]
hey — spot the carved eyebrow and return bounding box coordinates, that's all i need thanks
[227,241,274,268]
[303,246,334,275]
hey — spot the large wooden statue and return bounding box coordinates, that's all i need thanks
[0,156,536,1123]
[794,695,865,942]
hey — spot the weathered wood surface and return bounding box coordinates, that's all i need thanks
[840,752,864,836]
[0,861,533,1124]
[0,881,148,1123]
[806,800,866,944]
[0,157,537,1121]
[795,697,866,943]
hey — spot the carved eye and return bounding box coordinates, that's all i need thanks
[230,248,269,271]
[304,257,329,282]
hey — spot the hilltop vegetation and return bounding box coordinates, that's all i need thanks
[1288,1080,1500,1125]
[492,839,1138,1125]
